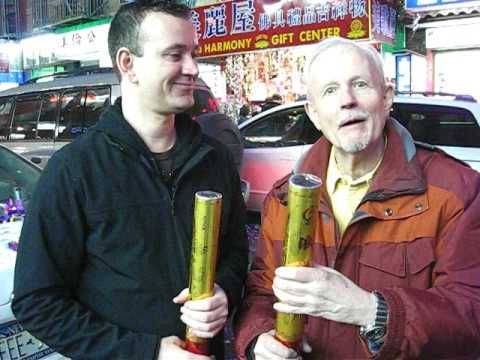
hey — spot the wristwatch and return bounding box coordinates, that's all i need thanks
[359,291,388,344]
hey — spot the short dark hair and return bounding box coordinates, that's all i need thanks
[270,94,282,102]
[108,0,191,79]
[239,105,250,117]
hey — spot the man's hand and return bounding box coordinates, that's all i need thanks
[272,266,376,326]
[173,283,228,338]
[254,329,310,360]
[157,336,213,359]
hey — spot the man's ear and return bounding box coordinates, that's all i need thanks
[305,100,322,132]
[116,47,137,83]
[383,84,394,116]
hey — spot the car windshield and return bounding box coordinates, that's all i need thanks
[0,146,40,205]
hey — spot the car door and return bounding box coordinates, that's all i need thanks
[240,105,321,212]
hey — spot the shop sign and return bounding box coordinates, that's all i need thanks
[426,22,480,49]
[21,34,58,69]
[405,0,478,11]
[55,23,110,62]
[192,0,396,58]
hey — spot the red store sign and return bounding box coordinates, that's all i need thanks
[192,0,397,58]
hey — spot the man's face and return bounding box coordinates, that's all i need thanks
[305,45,393,154]
[132,12,199,114]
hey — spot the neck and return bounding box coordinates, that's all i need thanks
[121,90,177,153]
[333,136,385,181]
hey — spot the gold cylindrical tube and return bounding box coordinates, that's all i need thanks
[185,191,222,356]
[275,173,321,351]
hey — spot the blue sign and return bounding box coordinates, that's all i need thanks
[406,0,479,10]
[0,71,24,84]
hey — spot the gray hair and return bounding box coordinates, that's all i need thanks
[303,37,387,99]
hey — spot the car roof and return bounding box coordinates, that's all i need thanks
[0,71,119,97]
[239,95,480,130]
[0,68,211,97]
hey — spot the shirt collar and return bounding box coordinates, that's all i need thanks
[326,137,387,193]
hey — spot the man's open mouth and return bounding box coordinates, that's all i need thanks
[340,118,366,127]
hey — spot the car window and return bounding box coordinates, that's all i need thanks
[37,93,59,140]
[0,147,40,205]
[57,87,110,140]
[242,107,321,148]
[11,96,42,140]
[0,97,13,140]
[392,103,480,148]
[85,87,111,127]
[58,89,86,140]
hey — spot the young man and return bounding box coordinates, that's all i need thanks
[13,1,248,359]
[234,37,480,359]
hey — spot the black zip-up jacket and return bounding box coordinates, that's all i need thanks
[12,101,249,359]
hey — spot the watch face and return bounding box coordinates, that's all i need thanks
[366,326,386,341]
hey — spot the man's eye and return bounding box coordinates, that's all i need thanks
[164,53,182,61]
[354,81,368,88]
[323,87,337,96]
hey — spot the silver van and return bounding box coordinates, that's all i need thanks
[0,68,218,167]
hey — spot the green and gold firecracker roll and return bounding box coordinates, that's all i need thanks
[275,173,321,351]
[185,191,222,356]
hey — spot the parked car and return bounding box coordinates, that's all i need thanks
[0,68,218,167]
[239,94,480,212]
[0,144,67,359]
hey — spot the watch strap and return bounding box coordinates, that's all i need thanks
[359,291,388,343]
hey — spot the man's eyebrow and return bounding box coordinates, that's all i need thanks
[162,44,189,52]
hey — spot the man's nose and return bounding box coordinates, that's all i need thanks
[340,86,357,108]
[183,55,199,77]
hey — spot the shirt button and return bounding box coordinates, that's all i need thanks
[415,203,423,211]
[384,208,393,216]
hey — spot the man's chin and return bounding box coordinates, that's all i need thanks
[168,100,194,114]
[340,142,369,154]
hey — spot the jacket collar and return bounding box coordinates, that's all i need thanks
[275,118,427,203]
[91,97,202,159]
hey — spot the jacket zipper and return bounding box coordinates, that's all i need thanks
[171,185,176,216]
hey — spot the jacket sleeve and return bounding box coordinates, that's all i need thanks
[377,170,480,359]
[234,193,285,360]
[12,155,159,360]
[215,150,249,312]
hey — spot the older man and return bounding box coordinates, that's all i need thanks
[234,37,480,359]
[13,1,248,359]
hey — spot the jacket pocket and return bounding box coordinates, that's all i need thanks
[358,238,436,290]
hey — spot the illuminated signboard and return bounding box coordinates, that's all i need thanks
[405,0,478,10]
[193,0,396,58]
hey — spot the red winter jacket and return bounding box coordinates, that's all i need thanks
[234,119,480,359]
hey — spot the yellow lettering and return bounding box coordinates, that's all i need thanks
[271,33,294,45]
[299,27,341,43]
[202,38,255,55]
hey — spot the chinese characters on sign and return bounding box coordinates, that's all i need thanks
[193,0,396,58]
[60,29,97,49]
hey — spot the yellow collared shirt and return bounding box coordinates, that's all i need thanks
[326,148,384,235]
